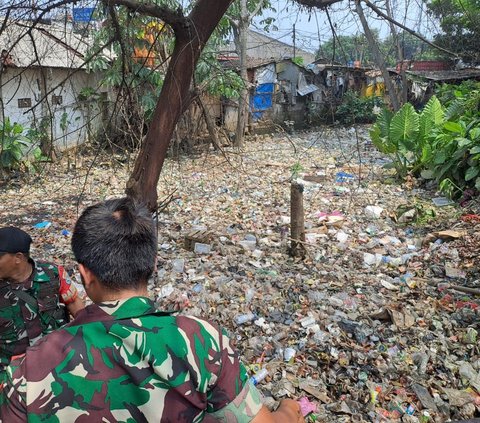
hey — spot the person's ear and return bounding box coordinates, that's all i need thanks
[78,264,96,290]
[14,253,25,264]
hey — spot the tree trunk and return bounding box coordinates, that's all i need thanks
[385,0,408,104]
[355,0,400,111]
[290,182,306,258]
[234,0,248,149]
[125,0,233,210]
[196,96,221,151]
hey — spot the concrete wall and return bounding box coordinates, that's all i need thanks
[1,66,107,150]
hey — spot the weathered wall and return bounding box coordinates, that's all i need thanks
[1,66,108,150]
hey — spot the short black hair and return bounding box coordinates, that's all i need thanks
[71,197,157,290]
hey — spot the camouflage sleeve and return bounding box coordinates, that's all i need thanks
[0,355,27,422]
[207,379,263,422]
[57,266,78,305]
[205,329,263,421]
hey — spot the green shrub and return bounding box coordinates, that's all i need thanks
[0,118,44,174]
[335,91,382,125]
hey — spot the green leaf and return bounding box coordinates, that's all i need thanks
[421,169,435,179]
[434,150,447,164]
[444,121,463,133]
[470,146,480,154]
[458,137,472,148]
[470,128,480,140]
[419,96,444,140]
[465,167,479,181]
[476,177,480,190]
[389,103,419,150]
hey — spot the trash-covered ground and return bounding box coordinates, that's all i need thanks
[1,126,480,422]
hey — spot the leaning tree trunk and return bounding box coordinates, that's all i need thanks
[125,0,233,210]
[385,0,408,105]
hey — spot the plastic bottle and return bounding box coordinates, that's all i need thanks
[249,368,268,386]
[234,312,256,325]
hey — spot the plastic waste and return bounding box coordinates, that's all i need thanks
[194,243,211,254]
[336,231,349,243]
[172,259,185,273]
[245,288,255,302]
[234,312,256,325]
[33,221,51,229]
[61,229,70,236]
[335,172,354,183]
[284,347,296,362]
[364,206,383,219]
[300,316,316,328]
[432,197,454,207]
[297,397,317,416]
[239,240,256,251]
[249,368,268,386]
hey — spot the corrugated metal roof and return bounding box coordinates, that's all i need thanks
[1,21,92,69]
[405,69,480,81]
[297,83,319,96]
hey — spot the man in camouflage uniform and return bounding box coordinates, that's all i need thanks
[0,198,304,422]
[0,227,84,373]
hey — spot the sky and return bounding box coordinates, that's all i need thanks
[253,0,441,54]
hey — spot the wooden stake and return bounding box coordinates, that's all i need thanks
[290,182,306,257]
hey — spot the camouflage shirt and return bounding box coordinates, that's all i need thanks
[0,261,77,369]
[0,296,263,422]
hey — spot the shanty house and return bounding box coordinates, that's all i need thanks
[219,57,318,131]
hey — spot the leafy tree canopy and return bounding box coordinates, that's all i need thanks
[427,0,480,63]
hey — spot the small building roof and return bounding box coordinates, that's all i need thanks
[219,29,315,65]
[404,69,480,82]
[1,20,97,69]
[219,56,312,72]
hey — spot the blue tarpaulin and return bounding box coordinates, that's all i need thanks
[251,83,274,120]
[72,8,95,22]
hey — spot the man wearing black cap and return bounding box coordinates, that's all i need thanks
[0,226,84,371]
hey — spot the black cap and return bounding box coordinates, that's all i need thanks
[0,227,32,254]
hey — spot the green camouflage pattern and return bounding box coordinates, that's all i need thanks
[0,296,263,422]
[0,262,68,369]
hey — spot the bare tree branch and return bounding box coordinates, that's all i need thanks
[362,0,457,57]
[103,0,187,30]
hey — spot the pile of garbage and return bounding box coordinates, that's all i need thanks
[1,126,479,422]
